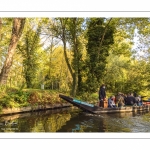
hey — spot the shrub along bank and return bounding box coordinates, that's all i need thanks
[0,87,68,113]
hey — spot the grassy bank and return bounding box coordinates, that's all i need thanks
[0,87,68,112]
[0,86,149,113]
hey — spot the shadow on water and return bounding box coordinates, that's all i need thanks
[1,107,150,132]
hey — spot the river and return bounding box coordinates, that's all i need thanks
[0,106,150,132]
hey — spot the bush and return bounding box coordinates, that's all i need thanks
[0,88,63,109]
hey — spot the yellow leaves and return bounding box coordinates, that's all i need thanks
[26,90,62,106]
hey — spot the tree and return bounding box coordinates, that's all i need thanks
[85,18,114,92]
[103,23,133,93]
[0,18,26,85]
[67,18,84,96]
[104,53,130,93]
[50,18,85,96]
[17,18,42,88]
[0,18,2,41]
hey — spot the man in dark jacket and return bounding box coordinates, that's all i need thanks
[99,84,106,101]
[125,93,138,106]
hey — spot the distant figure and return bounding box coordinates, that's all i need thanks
[115,92,125,107]
[98,84,106,107]
[99,84,106,101]
[125,93,138,106]
[135,95,142,106]
[133,92,137,97]
[123,94,128,104]
[108,95,116,108]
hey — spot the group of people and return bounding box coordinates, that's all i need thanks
[98,84,142,108]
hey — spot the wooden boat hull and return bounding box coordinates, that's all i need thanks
[59,94,150,114]
[59,94,98,114]
[142,100,150,105]
[93,105,149,114]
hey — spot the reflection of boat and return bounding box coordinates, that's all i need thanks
[59,94,150,114]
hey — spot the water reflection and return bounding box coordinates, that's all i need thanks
[1,107,150,132]
[57,110,150,132]
[0,107,74,132]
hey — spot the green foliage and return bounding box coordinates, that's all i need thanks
[0,105,2,113]
[17,19,42,88]
[0,85,7,92]
[1,17,150,102]
[84,18,114,92]
[0,18,12,66]
[104,53,130,93]
[77,92,98,105]
[66,18,85,96]
[26,89,61,106]
[0,87,30,108]
[0,88,63,109]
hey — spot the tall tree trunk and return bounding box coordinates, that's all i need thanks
[98,18,112,60]
[0,18,26,85]
[60,18,73,78]
[71,18,78,97]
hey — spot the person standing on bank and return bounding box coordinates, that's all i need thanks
[99,84,106,106]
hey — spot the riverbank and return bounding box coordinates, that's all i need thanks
[0,87,72,116]
[0,103,71,116]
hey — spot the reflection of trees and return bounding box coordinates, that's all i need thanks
[0,108,72,132]
[17,112,71,132]
[43,114,71,132]
[1,108,149,132]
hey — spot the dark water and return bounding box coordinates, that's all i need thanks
[0,107,150,132]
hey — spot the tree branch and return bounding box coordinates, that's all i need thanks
[98,18,112,59]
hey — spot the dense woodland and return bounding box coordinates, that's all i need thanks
[0,17,150,108]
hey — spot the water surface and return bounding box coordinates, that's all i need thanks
[0,107,150,132]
